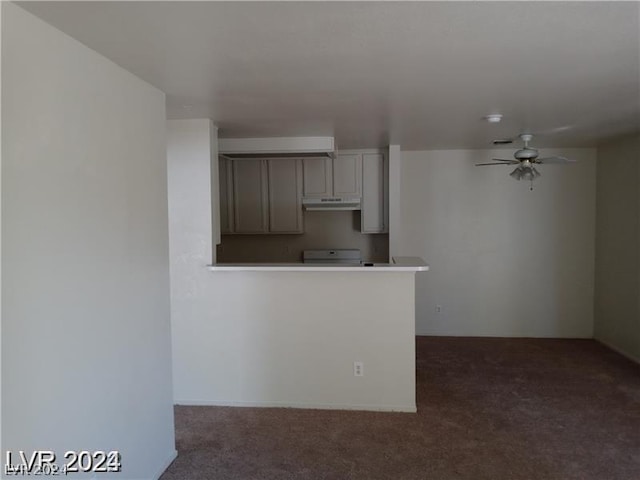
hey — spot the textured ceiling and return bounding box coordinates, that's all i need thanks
[18,1,640,149]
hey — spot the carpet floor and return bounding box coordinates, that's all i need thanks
[160,337,640,479]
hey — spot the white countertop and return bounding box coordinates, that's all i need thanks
[208,256,429,272]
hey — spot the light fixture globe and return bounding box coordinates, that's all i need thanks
[510,167,523,180]
[522,167,535,182]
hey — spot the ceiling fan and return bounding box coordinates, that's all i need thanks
[476,134,576,190]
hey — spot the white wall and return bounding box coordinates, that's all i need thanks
[2,4,175,478]
[388,144,402,262]
[0,1,4,457]
[171,271,416,411]
[167,119,216,266]
[398,148,596,337]
[166,118,216,405]
[594,133,640,361]
[168,127,416,411]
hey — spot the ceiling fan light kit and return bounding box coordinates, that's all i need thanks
[476,133,576,190]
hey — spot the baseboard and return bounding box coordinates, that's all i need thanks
[174,399,416,413]
[415,333,593,339]
[596,338,640,365]
[153,449,178,480]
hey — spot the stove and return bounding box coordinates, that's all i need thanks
[302,249,362,265]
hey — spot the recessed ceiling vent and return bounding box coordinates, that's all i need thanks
[492,139,513,145]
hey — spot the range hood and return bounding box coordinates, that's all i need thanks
[219,136,335,158]
[302,197,361,211]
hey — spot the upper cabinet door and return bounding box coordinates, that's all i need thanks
[218,157,234,234]
[333,154,362,197]
[302,157,333,198]
[361,153,387,234]
[268,158,303,233]
[232,159,269,233]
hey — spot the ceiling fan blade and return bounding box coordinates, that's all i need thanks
[536,156,576,164]
[491,158,520,163]
[476,162,518,166]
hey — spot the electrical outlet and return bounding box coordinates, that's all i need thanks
[435,305,442,313]
[354,361,364,377]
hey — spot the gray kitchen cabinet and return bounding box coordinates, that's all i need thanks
[333,154,362,197]
[232,159,269,233]
[268,158,304,233]
[218,157,234,234]
[221,157,303,234]
[303,154,361,198]
[302,157,333,198]
[361,152,388,234]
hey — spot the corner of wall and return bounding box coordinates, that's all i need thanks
[209,121,220,257]
[388,144,401,261]
[593,133,640,359]
[0,0,4,457]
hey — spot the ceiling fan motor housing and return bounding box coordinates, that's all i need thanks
[515,147,539,160]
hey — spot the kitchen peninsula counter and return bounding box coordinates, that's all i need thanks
[209,256,428,272]
[170,256,428,413]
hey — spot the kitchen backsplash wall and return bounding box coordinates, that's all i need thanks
[217,210,388,263]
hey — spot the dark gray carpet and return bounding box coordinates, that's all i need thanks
[161,337,640,479]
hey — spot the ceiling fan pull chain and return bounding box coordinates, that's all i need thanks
[530,179,534,191]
